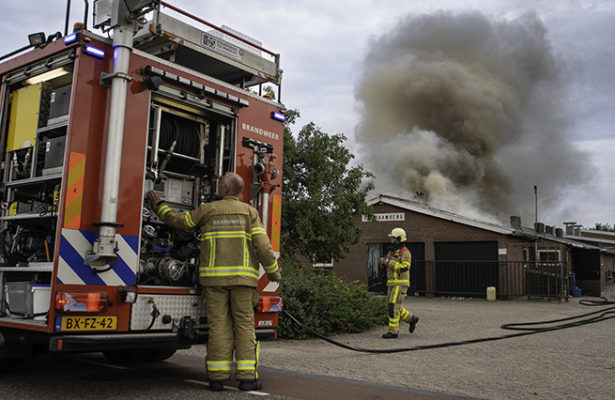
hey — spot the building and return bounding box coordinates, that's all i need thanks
[562,225,615,295]
[331,194,615,299]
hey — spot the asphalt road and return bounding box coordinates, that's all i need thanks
[2,288,613,399]
[0,352,469,400]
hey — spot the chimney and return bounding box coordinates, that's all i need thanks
[510,216,521,229]
[545,225,554,235]
[563,222,576,235]
[555,228,563,237]
[573,225,582,236]
[534,222,545,234]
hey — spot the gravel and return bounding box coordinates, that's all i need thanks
[180,286,615,399]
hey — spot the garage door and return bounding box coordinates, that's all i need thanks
[435,241,498,296]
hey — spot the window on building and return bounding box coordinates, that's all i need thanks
[538,249,560,262]
[312,259,334,269]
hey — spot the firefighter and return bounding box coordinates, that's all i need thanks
[380,227,419,338]
[147,172,280,391]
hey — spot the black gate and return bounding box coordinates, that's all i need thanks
[406,242,425,295]
[434,241,498,296]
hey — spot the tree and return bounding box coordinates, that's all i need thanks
[281,110,374,262]
[592,223,615,232]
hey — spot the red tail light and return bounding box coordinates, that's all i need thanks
[55,291,109,313]
[256,296,283,312]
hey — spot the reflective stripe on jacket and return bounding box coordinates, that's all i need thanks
[154,196,278,287]
[385,246,411,287]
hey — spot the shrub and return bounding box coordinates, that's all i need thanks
[277,258,387,339]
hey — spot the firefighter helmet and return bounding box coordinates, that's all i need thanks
[388,227,406,243]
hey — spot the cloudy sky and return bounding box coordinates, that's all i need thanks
[1,0,613,228]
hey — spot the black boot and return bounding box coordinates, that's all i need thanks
[239,379,263,391]
[208,380,224,391]
[409,316,419,333]
[381,332,398,339]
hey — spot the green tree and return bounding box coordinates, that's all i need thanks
[593,222,615,232]
[281,110,374,262]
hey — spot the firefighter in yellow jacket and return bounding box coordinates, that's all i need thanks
[380,227,419,338]
[147,172,280,392]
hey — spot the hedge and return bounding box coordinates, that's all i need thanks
[277,258,387,339]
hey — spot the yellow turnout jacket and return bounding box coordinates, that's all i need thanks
[154,196,279,287]
[385,246,411,287]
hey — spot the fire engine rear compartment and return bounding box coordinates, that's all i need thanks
[0,5,284,362]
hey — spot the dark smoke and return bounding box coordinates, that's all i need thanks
[355,11,591,223]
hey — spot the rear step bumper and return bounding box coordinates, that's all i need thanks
[50,329,276,352]
[50,332,204,352]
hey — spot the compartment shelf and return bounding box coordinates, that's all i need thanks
[0,212,57,221]
[4,173,62,187]
[0,262,53,272]
[36,120,68,134]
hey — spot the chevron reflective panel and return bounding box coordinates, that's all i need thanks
[57,228,138,286]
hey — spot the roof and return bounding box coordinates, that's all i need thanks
[367,194,615,255]
[580,229,615,239]
[564,234,615,247]
[367,194,515,235]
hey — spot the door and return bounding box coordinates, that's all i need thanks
[571,248,601,296]
[367,243,386,293]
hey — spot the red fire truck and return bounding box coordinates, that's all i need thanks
[0,0,283,366]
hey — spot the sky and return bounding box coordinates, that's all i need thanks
[1,0,613,229]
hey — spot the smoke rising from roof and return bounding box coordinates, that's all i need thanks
[355,11,591,223]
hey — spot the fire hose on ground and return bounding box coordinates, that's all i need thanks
[281,297,615,354]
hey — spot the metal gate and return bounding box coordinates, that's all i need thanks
[434,241,498,296]
[524,245,568,300]
[526,261,567,300]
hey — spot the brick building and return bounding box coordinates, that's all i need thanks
[330,194,615,298]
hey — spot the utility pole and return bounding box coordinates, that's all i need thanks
[534,185,538,267]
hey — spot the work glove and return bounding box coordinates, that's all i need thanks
[147,190,163,209]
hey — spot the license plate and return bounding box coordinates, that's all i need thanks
[56,315,117,331]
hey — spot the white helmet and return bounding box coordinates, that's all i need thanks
[388,227,406,243]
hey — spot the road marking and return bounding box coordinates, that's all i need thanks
[185,379,269,396]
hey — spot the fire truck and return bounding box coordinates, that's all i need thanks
[0,0,284,366]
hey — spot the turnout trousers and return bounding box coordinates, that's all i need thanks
[386,285,414,334]
[204,286,259,381]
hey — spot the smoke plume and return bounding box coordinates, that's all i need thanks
[355,12,591,223]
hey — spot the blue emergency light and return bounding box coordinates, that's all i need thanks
[64,32,78,45]
[84,45,105,58]
[271,111,285,122]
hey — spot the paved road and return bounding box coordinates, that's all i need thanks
[2,288,613,399]
[0,352,469,400]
